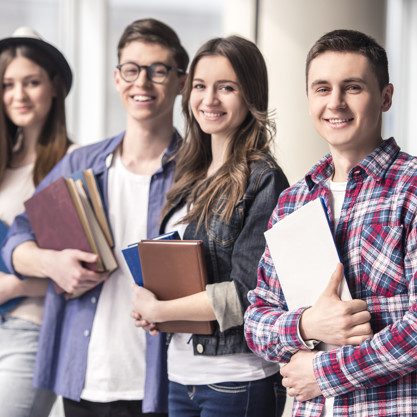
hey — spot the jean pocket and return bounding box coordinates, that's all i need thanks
[207,382,248,394]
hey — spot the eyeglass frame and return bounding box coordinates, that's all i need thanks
[116,61,185,84]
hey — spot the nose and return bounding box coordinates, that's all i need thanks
[202,87,219,106]
[328,88,346,110]
[13,83,27,101]
[134,67,151,87]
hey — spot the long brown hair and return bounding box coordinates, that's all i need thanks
[0,45,71,186]
[164,35,277,228]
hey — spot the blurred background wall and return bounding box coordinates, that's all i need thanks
[1,0,416,183]
[1,1,416,415]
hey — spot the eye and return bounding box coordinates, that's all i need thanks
[192,83,205,90]
[27,79,41,87]
[315,86,330,94]
[151,64,169,77]
[2,82,13,90]
[346,84,362,93]
[219,84,235,92]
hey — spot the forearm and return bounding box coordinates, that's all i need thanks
[152,291,216,323]
[0,272,48,302]
[12,241,55,278]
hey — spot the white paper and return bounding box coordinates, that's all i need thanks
[264,198,351,310]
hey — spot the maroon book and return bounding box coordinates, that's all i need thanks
[24,177,99,272]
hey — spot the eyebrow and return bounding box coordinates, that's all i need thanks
[310,77,367,88]
[192,78,239,85]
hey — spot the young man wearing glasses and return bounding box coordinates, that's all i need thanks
[2,18,188,417]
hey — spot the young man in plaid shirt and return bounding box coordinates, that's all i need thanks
[245,29,417,417]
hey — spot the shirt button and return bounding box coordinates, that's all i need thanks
[83,329,90,337]
[91,297,97,304]
[196,343,204,354]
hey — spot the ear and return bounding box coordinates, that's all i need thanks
[381,83,394,112]
[114,68,122,92]
[177,73,187,95]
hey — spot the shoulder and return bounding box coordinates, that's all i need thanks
[249,156,288,186]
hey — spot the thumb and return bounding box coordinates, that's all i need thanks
[323,263,344,297]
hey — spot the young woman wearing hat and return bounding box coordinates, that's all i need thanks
[0,27,73,417]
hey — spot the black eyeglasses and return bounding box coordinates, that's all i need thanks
[116,62,184,84]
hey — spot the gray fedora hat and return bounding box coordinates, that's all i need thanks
[0,27,72,96]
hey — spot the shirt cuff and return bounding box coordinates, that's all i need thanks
[206,282,243,332]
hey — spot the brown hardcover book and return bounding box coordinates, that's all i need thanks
[138,240,215,334]
[24,177,117,288]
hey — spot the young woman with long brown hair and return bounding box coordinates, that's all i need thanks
[132,35,289,417]
[0,27,73,417]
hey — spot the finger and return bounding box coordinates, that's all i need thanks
[323,263,344,296]
[343,299,369,314]
[346,333,373,345]
[73,250,99,263]
[346,322,373,338]
[349,309,371,325]
[287,388,297,398]
[281,376,291,388]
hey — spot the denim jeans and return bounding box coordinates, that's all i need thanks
[0,316,56,417]
[169,373,285,417]
[63,398,167,417]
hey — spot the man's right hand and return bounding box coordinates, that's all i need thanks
[299,263,373,346]
[41,248,108,295]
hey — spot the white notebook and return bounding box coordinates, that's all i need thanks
[264,198,351,310]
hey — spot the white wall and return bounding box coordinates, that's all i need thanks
[258,0,387,184]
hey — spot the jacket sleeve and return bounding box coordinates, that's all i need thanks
[210,165,289,332]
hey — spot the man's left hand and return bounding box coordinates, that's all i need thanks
[280,350,322,402]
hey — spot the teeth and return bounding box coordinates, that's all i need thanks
[133,95,153,102]
[327,118,352,124]
[203,111,223,118]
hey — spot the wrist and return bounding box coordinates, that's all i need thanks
[300,307,315,341]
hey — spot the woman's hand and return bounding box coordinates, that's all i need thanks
[131,285,160,335]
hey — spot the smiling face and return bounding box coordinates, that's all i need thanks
[3,55,55,133]
[307,51,393,156]
[189,55,248,142]
[114,40,184,128]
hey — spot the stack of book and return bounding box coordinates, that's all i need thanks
[24,169,117,294]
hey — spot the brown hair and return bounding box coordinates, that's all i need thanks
[163,35,277,228]
[117,18,189,71]
[305,29,389,92]
[0,45,71,185]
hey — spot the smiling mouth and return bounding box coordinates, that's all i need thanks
[132,95,155,102]
[201,110,226,120]
[324,117,354,127]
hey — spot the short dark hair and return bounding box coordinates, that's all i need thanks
[305,29,389,91]
[117,18,189,72]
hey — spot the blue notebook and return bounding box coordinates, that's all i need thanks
[122,231,180,286]
[0,220,25,314]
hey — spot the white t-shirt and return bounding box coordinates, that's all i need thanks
[166,206,279,385]
[81,151,150,402]
[0,163,44,324]
[321,179,347,417]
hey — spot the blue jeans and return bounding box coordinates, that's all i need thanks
[0,316,56,417]
[169,373,284,417]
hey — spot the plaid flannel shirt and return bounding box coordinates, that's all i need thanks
[244,138,417,417]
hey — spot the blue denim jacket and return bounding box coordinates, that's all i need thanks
[2,131,180,413]
[161,157,289,356]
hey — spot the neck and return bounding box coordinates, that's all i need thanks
[330,137,383,182]
[11,126,40,167]
[207,134,230,177]
[121,118,174,175]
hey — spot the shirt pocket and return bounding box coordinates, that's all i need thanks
[360,224,406,296]
[208,203,245,248]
